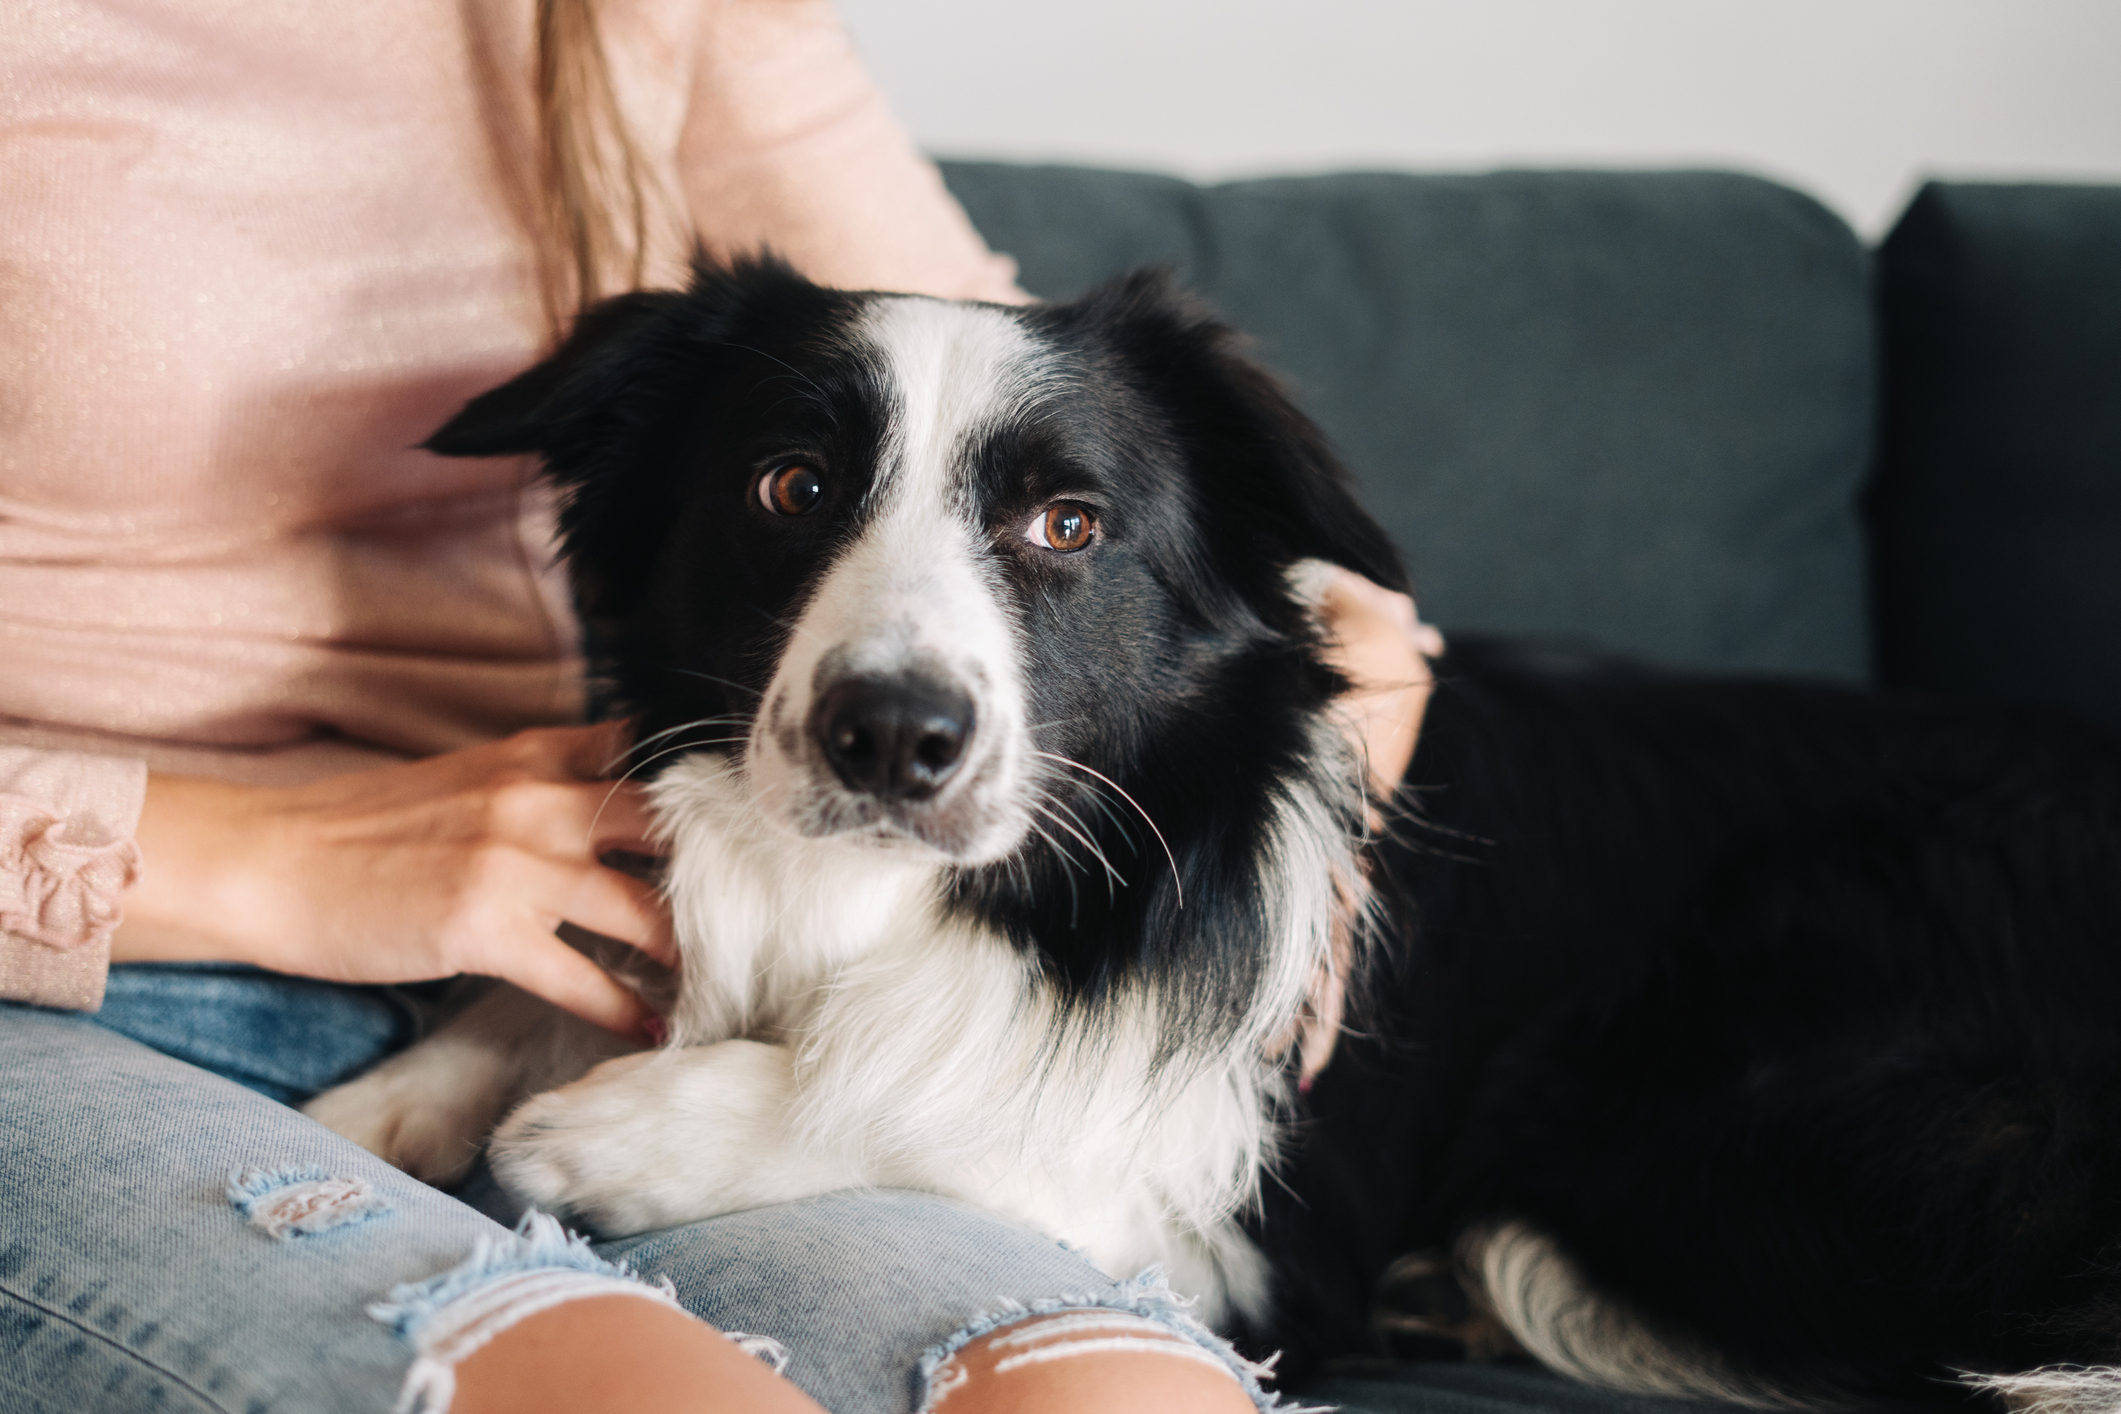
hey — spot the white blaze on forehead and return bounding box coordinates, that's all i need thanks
[826,295,1054,671]
[745,295,1052,861]
[854,295,1054,526]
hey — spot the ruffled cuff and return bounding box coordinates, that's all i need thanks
[0,747,147,1012]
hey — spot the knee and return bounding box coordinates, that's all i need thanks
[926,1311,1259,1414]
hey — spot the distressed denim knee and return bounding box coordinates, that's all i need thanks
[916,1269,1319,1414]
[594,1190,1313,1414]
[7,996,1311,1414]
[370,1211,785,1414]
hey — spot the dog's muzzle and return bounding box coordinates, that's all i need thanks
[811,671,976,803]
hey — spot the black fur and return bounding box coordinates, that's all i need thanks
[1251,638,2121,1404]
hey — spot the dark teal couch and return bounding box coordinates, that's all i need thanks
[938,161,2121,1412]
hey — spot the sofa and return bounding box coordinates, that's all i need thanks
[936,159,2121,1412]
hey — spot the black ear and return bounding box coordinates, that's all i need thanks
[424,253,828,482]
[423,289,687,464]
[1065,269,1410,598]
[421,255,828,624]
[421,288,705,630]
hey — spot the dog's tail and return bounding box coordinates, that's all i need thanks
[1464,1225,2121,1414]
[1459,1223,1820,1410]
[1965,1368,2121,1414]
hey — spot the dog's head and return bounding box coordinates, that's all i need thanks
[429,257,1403,1019]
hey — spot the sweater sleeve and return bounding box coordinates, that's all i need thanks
[675,0,1027,304]
[0,747,146,1012]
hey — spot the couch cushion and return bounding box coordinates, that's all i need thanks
[1291,1359,1738,1414]
[942,162,1874,680]
[1872,181,2121,732]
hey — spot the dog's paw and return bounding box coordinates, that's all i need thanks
[487,1051,680,1234]
[303,1066,496,1186]
[490,1040,856,1237]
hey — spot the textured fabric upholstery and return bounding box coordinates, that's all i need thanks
[941,161,1875,682]
[1873,181,2121,731]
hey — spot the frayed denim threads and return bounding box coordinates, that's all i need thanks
[367,1211,665,1336]
[915,1266,1328,1413]
[228,1164,392,1240]
[371,1211,691,1414]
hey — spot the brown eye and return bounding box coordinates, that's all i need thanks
[1029,501,1095,553]
[759,463,825,516]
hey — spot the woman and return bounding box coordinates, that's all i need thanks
[0,3,1431,1410]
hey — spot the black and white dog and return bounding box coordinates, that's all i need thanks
[311,258,2121,1411]
[309,257,1399,1322]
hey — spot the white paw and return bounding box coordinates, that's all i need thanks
[487,1051,681,1235]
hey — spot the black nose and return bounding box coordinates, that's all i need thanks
[812,674,976,801]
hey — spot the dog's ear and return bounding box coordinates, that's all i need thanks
[423,256,822,621]
[424,253,824,477]
[1066,269,1410,598]
[423,289,688,467]
[423,289,697,626]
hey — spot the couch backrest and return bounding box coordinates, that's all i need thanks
[1873,181,2121,733]
[942,162,1875,682]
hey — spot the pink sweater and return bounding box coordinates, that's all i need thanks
[1,0,1022,1009]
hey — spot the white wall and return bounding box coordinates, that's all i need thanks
[837,0,2121,236]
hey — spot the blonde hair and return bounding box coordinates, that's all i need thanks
[533,0,673,330]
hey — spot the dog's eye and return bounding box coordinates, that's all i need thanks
[759,463,825,516]
[1027,502,1096,553]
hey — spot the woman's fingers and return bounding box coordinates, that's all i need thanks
[578,782,660,851]
[488,928,657,1038]
[551,717,641,781]
[490,777,662,859]
[1318,564,1416,638]
[555,863,679,968]
[1317,575,1426,672]
[501,785,677,964]
[1311,569,1436,805]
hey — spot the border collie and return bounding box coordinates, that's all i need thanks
[310,258,2121,1411]
[307,256,1401,1322]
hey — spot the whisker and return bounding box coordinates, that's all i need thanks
[587,734,747,842]
[1027,820,1083,929]
[749,603,831,652]
[1027,817,1081,873]
[1032,751,1184,910]
[658,667,763,699]
[629,715,750,750]
[1028,716,1087,734]
[709,342,835,411]
[1050,793,1125,871]
[1048,770,1139,851]
[606,714,751,773]
[1034,799,1125,898]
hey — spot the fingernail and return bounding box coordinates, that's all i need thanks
[641,1014,670,1048]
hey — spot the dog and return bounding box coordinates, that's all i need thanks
[306,256,1403,1323]
[1245,638,2121,1409]
[310,256,2121,1410]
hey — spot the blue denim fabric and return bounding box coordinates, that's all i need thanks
[95,964,430,1105]
[1,969,1267,1414]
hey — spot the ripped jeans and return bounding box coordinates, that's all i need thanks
[0,965,1281,1414]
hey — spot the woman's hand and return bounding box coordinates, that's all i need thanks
[1312,566,1443,804]
[1288,567,1442,1083]
[112,721,673,1037]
